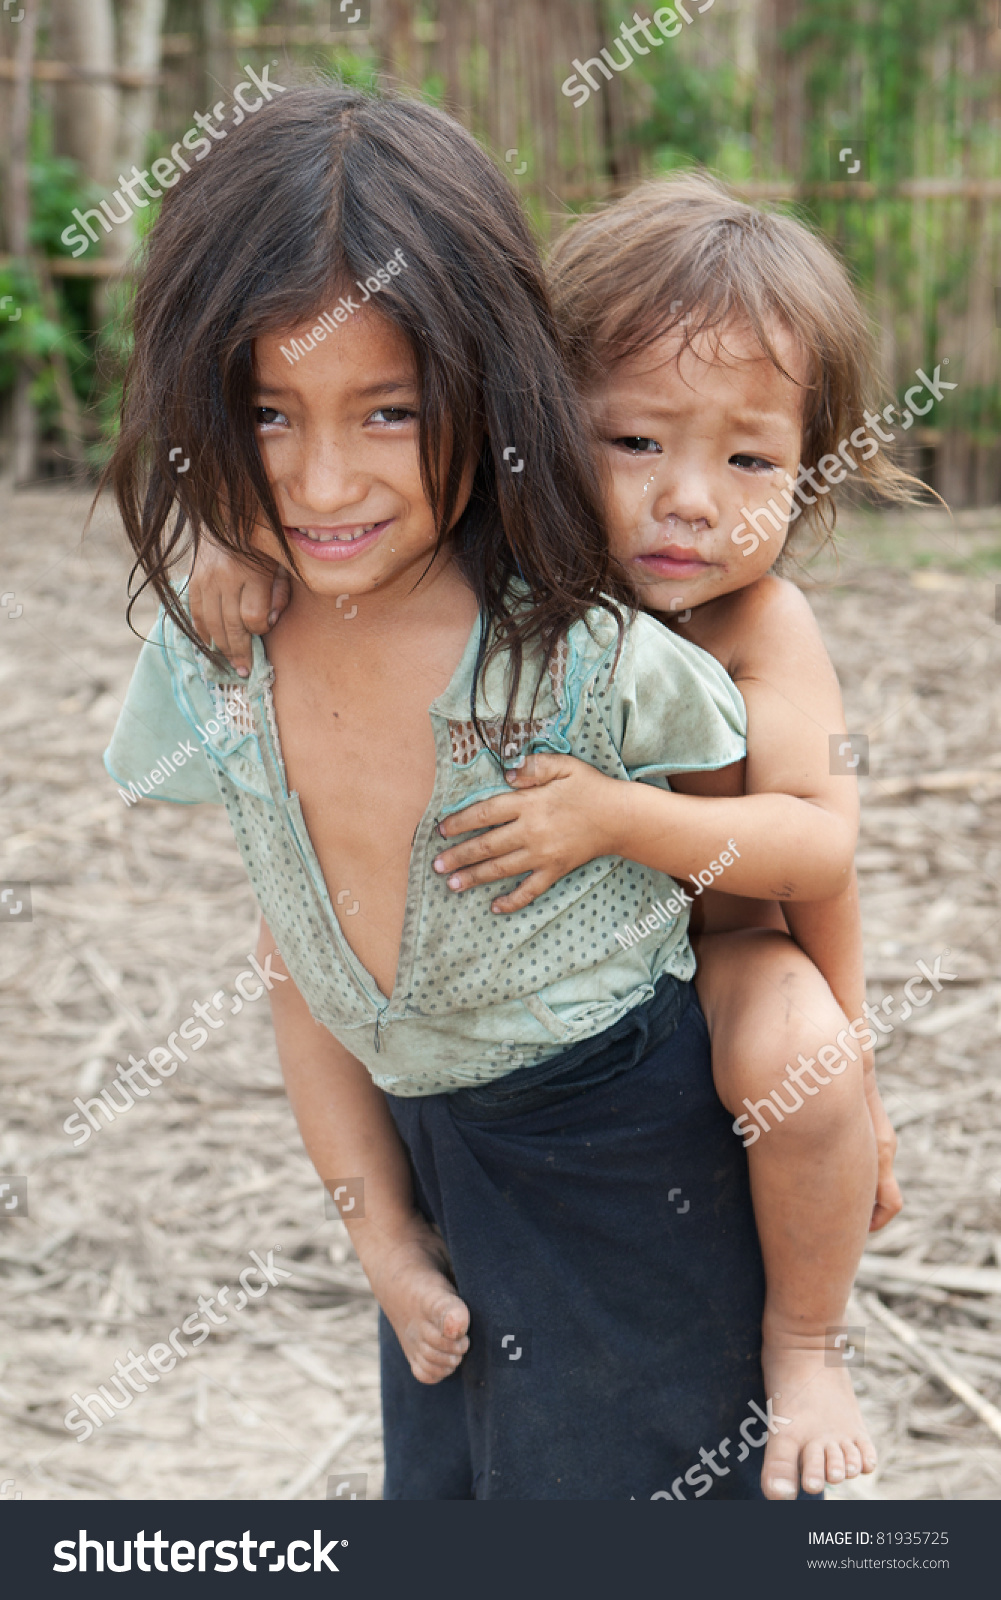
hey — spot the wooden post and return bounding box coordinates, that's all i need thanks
[97,0,166,322]
[6,0,38,485]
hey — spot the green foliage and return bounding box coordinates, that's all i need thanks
[231,0,278,24]
[8,0,997,475]
[419,71,447,108]
[635,55,738,174]
[29,153,101,259]
[0,125,102,437]
[318,48,381,91]
[0,259,88,424]
[606,0,998,432]
[782,0,984,183]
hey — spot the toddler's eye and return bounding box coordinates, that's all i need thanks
[612,436,661,455]
[730,453,776,472]
[254,406,289,428]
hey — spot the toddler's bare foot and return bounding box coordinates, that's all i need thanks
[760,1330,877,1499]
[364,1219,470,1385]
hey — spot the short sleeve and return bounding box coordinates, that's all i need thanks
[104,612,222,806]
[604,611,746,778]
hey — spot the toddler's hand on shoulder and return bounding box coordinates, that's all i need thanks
[188,540,290,677]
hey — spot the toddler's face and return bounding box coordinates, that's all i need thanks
[593,320,809,618]
[250,306,468,599]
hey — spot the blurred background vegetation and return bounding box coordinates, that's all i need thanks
[0,0,999,504]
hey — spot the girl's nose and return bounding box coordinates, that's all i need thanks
[286,440,368,514]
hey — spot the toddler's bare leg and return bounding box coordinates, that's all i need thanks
[696,928,878,1499]
[260,921,470,1384]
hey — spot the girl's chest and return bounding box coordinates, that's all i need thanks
[267,646,449,998]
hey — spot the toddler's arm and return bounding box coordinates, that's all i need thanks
[608,577,860,898]
[188,540,290,677]
[435,578,857,908]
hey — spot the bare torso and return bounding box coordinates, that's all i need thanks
[265,570,480,998]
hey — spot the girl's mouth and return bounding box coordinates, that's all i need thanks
[636,545,711,580]
[284,520,390,560]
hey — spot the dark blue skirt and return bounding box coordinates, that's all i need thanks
[380,978,772,1500]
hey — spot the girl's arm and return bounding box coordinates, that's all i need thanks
[261,920,477,1354]
[258,920,420,1246]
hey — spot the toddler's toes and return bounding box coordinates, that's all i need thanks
[841,1440,862,1478]
[425,1286,470,1350]
[824,1442,846,1485]
[411,1356,452,1384]
[419,1346,462,1373]
[409,1337,466,1384]
[421,1332,466,1365]
[440,1302,470,1342]
[799,1442,827,1497]
[761,1437,802,1500]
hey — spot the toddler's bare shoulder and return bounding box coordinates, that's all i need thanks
[723,575,833,675]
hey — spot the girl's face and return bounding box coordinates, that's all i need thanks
[251,307,463,598]
[593,320,809,617]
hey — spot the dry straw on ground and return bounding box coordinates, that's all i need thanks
[1,489,999,1501]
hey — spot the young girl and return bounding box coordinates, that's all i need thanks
[103,85,778,1503]
[187,172,910,1501]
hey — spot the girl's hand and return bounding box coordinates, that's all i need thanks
[432,753,627,913]
[188,542,291,677]
[863,1069,903,1231]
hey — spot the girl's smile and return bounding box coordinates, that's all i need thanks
[283,519,394,560]
[250,307,449,608]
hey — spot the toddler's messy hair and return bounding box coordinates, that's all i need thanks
[548,171,928,554]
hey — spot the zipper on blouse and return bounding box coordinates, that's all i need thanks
[249,681,385,1022]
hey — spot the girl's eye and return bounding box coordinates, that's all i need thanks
[730,453,776,472]
[254,406,289,428]
[612,436,661,455]
[368,406,416,425]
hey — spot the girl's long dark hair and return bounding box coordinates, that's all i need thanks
[104,83,628,751]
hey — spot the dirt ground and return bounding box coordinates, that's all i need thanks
[1,487,1000,1502]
